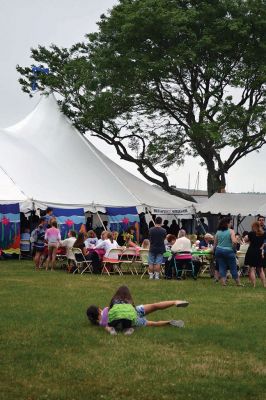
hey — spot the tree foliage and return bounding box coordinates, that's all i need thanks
[17,0,266,198]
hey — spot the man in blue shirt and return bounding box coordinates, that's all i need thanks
[43,207,54,228]
[148,217,166,280]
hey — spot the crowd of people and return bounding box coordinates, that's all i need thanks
[147,215,266,288]
[28,208,148,272]
[84,212,266,336]
[2,207,265,288]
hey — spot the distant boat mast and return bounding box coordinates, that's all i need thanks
[194,172,200,192]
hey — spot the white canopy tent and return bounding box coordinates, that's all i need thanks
[0,94,194,214]
[0,167,28,204]
[196,193,266,216]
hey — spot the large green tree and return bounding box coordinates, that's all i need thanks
[17,0,266,198]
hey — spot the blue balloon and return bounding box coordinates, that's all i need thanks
[31,66,49,74]
[31,66,49,91]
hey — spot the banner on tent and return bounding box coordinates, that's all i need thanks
[106,207,140,240]
[0,203,20,254]
[53,208,85,239]
[151,207,193,215]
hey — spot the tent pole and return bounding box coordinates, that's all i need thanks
[192,205,206,235]
[173,214,179,223]
[236,215,240,233]
[237,215,246,234]
[29,201,35,233]
[148,210,156,226]
[173,214,182,233]
[96,211,106,230]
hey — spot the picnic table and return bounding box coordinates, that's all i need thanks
[163,249,213,258]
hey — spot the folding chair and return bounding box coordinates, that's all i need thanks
[236,245,249,276]
[138,249,150,279]
[160,262,165,277]
[72,248,92,274]
[120,248,137,275]
[173,253,196,280]
[139,250,165,278]
[56,254,68,270]
[101,248,123,276]
[237,252,246,276]
[54,247,68,269]
[199,253,213,276]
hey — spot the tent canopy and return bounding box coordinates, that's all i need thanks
[0,94,194,213]
[0,167,27,204]
[196,193,266,216]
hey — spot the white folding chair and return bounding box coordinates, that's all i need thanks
[120,248,137,274]
[137,249,149,278]
[72,248,92,274]
[237,244,249,276]
[56,253,68,269]
[199,253,213,276]
[101,248,123,276]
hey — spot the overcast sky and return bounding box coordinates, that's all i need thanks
[0,0,266,193]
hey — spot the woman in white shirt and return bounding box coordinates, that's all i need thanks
[60,230,77,261]
[171,230,192,253]
[85,230,98,248]
[96,231,109,247]
[95,232,119,259]
[171,230,195,279]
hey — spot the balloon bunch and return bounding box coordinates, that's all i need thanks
[31,66,49,90]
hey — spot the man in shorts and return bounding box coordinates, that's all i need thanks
[148,216,166,279]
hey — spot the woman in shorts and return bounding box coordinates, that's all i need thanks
[45,221,61,271]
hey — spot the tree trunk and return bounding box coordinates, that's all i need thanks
[207,170,226,198]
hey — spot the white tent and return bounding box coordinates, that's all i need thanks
[0,167,27,204]
[196,192,266,216]
[0,94,194,214]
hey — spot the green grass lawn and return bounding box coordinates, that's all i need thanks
[0,261,265,400]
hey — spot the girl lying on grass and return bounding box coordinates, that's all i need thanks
[86,285,189,335]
